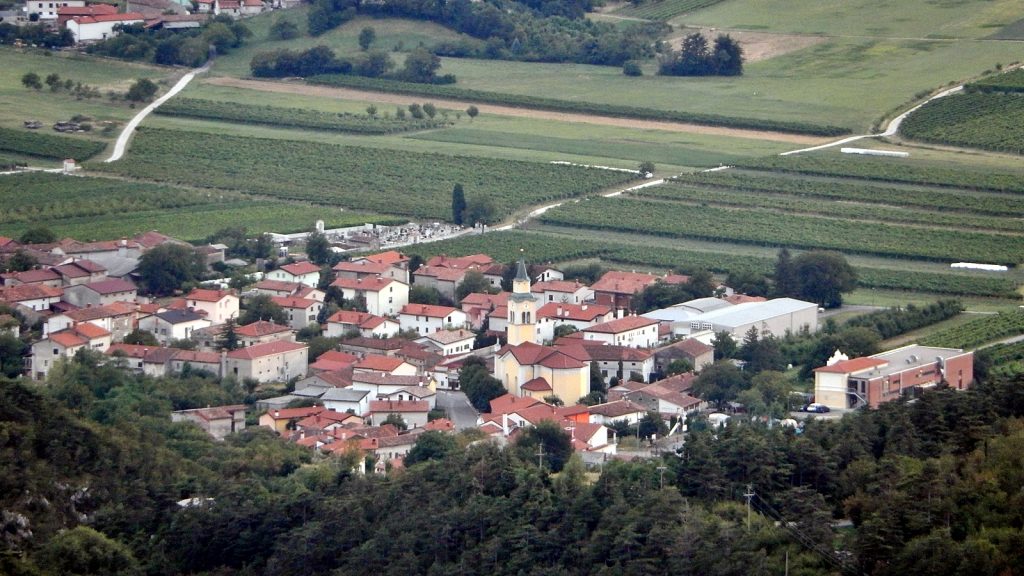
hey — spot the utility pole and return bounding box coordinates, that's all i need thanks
[744,484,755,532]
[536,443,546,470]
[657,465,667,490]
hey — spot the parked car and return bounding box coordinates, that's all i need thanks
[803,403,830,413]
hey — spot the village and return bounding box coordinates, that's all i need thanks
[0,226,974,474]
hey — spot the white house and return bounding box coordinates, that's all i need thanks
[350,373,425,398]
[353,354,417,376]
[30,323,111,380]
[26,0,84,20]
[329,276,408,317]
[223,340,308,383]
[67,12,145,43]
[185,288,239,325]
[270,296,322,331]
[415,329,476,357]
[587,399,648,426]
[531,280,594,305]
[0,284,63,312]
[398,304,468,335]
[266,261,321,288]
[368,400,429,429]
[320,387,371,416]
[582,315,660,349]
[325,310,400,339]
[44,301,136,341]
[140,309,212,345]
[536,302,613,343]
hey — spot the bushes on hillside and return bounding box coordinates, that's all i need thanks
[658,33,743,76]
[251,45,455,84]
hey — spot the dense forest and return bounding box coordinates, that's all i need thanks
[3,348,1024,575]
[86,17,252,67]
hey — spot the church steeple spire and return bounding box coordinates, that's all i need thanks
[506,250,537,345]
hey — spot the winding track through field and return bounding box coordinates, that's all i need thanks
[105,64,210,163]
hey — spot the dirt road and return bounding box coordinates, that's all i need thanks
[204,76,827,145]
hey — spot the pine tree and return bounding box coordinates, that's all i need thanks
[451,183,466,225]
[772,248,797,297]
[218,318,239,351]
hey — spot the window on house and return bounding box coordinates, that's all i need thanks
[53,348,58,355]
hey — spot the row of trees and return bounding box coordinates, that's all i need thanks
[251,44,453,84]
[658,33,744,77]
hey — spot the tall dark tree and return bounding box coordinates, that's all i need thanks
[691,360,748,408]
[793,250,857,308]
[712,34,743,76]
[304,232,331,265]
[513,419,573,472]
[18,226,55,244]
[458,356,505,411]
[218,318,240,351]
[357,26,375,50]
[455,269,492,302]
[4,250,38,273]
[240,294,288,325]
[138,244,204,296]
[772,248,798,298]
[711,330,737,360]
[451,183,466,225]
[0,333,27,378]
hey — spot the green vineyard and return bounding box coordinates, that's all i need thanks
[156,98,451,135]
[0,126,106,161]
[899,92,1024,155]
[613,0,726,21]
[920,310,1024,349]
[92,128,636,222]
[538,196,1024,265]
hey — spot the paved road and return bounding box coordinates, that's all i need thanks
[105,64,209,163]
[436,390,480,430]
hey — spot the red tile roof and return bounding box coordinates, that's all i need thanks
[583,315,659,334]
[590,271,659,295]
[369,400,430,413]
[354,354,407,372]
[235,321,290,337]
[332,261,390,275]
[400,304,458,319]
[133,231,179,249]
[2,268,61,283]
[72,12,145,23]
[487,393,544,415]
[537,302,611,322]
[588,400,647,418]
[278,261,321,276]
[81,279,136,295]
[270,296,317,309]
[425,418,455,431]
[0,283,63,302]
[266,406,325,420]
[49,331,88,348]
[225,340,307,359]
[521,377,552,392]
[361,251,408,265]
[71,322,110,339]
[330,276,400,291]
[814,357,889,374]
[413,265,469,283]
[254,279,302,293]
[425,254,493,269]
[58,4,117,16]
[187,288,235,302]
[531,280,588,294]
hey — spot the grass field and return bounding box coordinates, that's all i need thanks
[677,0,1023,39]
[0,48,174,153]
[0,172,399,242]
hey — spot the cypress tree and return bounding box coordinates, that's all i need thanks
[451,183,466,225]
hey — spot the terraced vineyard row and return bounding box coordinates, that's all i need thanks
[0,173,248,225]
[634,182,1024,232]
[740,155,1024,194]
[921,310,1024,349]
[156,98,451,135]
[402,230,1021,298]
[539,197,1024,264]
[978,341,1024,378]
[0,126,106,161]
[93,128,636,221]
[899,92,1024,155]
[967,69,1024,93]
[667,171,1024,217]
[612,0,725,20]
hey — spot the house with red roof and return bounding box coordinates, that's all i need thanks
[493,341,590,403]
[460,291,509,330]
[259,406,325,434]
[554,340,654,384]
[172,405,246,440]
[334,251,409,283]
[63,279,136,308]
[415,328,475,357]
[53,259,107,286]
[353,354,417,376]
[253,279,303,298]
[45,301,136,341]
[586,399,648,425]
[413,254,494,299]
[31,323,111,379]
[813,345,974,410]
[223,340,308,383]
[531,280,594,305]
[369,400,430,429]
[186,288,239,325]
[67,12,146,43]
[308,349,359,373]
[0,283,63,312]
[536,302,613,343]
[270,295,322,331]
[398,304,468,335]
[266,261,321,288]
[56,3,117,27]
[26,0,84,20]
[139,309,212,345]
[625,384,707,417]
[325,310,399,339]
[1,268,62,288]
[653,338,714,374]
[351,372,430,398]
[590,270,661,311]
[330,276,408,316]
[582,315,660,349]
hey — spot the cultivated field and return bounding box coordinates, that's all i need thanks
[0,173,398,242]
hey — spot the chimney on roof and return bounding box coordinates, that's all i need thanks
[274,410,280,418]
[502,413,509,437]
